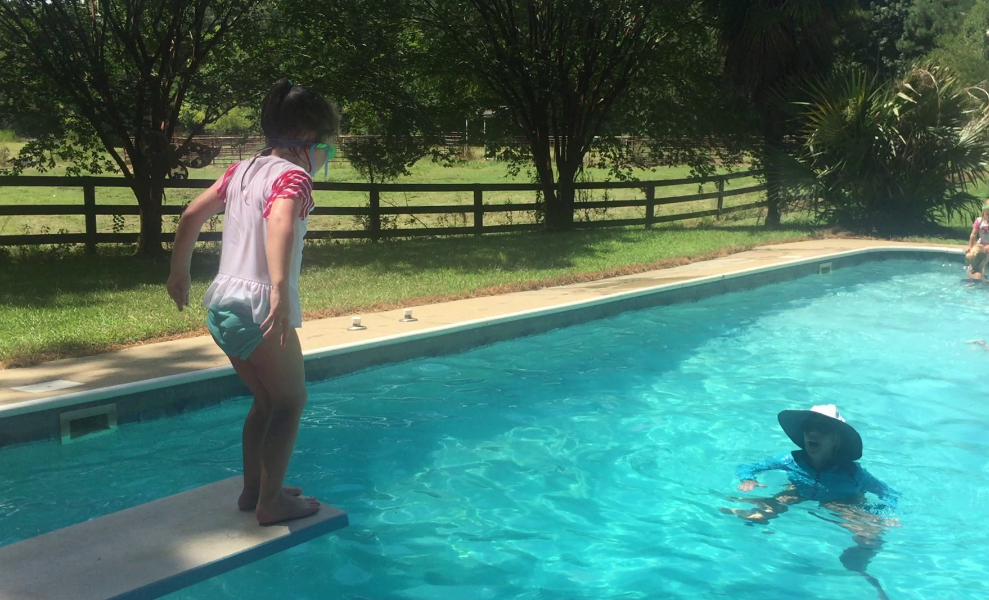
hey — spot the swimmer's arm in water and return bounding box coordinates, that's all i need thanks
[858,467,900,508]
[736,453,791,492]
[857,466,901,524]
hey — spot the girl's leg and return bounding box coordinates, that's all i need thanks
[723,497,790,523]
[839,533,888,600]
[821,503,890,600]
[227,356,302,510]
[246,327,319,524]
[722,487,802,523]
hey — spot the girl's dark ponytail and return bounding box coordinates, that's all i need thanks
[260,78,339,144]
[260,78,296,137]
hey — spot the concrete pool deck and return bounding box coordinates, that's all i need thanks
[0,238,962,415]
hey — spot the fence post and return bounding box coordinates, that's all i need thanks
[645,185,655,228]
[84,179,97,254]
[473,186,484,236]
[369,185,381,242]
[716,177,725,219]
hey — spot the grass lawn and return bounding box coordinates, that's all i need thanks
[1,220,825,368]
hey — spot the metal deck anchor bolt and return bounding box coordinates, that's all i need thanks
[347,316,367,331]
[400,308,418,323]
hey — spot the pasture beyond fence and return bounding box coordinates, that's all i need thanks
[0,171,767,251]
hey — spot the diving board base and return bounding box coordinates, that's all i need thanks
[0,476,348,600]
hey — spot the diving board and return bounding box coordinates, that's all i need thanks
[0,477,348,600]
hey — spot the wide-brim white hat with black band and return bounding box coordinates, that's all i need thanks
[777,404,863,463]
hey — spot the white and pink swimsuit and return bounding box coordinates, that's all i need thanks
[202,156,314,327]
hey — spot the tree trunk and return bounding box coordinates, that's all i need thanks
[531,133,580,231]
[132,167,166,257]
[761,124,784,228]
[548,160,577,231]
[764,173,783,228]
[531,135,562,230]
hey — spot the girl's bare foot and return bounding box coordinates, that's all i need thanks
[256,492,321,525]
[719,507,770,522]
[238,485,303,511]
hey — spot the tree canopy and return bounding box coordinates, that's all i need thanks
[0,0,274,254]
[3,0,988,244]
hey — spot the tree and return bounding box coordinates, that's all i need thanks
[897,0,973,64]
[417,0,704,231]
[705,0,858,226]
[0,0,270,256]
[780,65,989,232]
[835,0,912,77]
[274,0,454,186]
[925,0,989,86]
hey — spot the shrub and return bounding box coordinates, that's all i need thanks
[779,64,989,234]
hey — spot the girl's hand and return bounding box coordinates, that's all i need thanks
[738,479,765,492]
[261,286,291,346]
[166,272,191,311]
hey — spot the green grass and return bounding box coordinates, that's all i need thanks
[0,130,18,143]
[0,221,823,367]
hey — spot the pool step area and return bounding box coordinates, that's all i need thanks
[0,477,348,600]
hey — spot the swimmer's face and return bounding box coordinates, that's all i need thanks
[801,418,840,461]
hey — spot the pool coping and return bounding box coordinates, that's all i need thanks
[0,240,963,445]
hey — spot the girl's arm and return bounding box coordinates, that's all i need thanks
[859,468,900,510]
[259,168,313,346]
[736,453,791,490]
[261,196,300,346]
[166,177,227,310]
[969,221,979,249]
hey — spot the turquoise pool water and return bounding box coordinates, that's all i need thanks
[2,257,988,599]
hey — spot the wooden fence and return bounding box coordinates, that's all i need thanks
[0,171,767,251]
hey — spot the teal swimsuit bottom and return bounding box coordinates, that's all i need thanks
[206,307,269,360]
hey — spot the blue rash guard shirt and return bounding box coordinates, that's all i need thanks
[736,450,900,517]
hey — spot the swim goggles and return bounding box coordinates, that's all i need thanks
[264,139,337,177]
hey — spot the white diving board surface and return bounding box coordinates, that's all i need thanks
[0,477,348,600]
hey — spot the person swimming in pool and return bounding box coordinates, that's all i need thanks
[725,405,899,600]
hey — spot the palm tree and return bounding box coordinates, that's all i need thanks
[705,0,856,226]
[787,64,989,233]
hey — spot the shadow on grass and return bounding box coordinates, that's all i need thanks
[0,246,214,309]
[896,222,969,242]
[0,224,820,309]
[301,222,820,272]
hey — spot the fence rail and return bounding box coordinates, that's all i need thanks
[0,171,767,250]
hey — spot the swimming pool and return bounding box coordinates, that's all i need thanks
[1,257,987,599]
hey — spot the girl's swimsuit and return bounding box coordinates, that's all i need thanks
[202,156,315,359]
[737,450,899,517]
[973,217,989,245]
